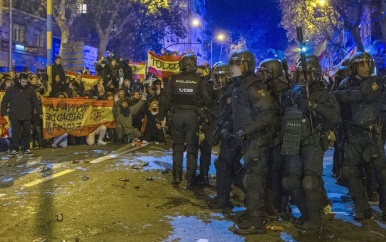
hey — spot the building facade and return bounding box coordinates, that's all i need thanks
[0,0,61,72]
[163,0,208,65]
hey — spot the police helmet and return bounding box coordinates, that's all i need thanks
[212,61,229,90]
[349,51,376,78]
[335,66,350,83]
[341,58,350,67]
[179,54,197,72]
[294,55,322,84]
[229,50,256,75]
[258,58,284,82]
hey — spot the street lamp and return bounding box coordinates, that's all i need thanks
[191,18,200,28]
[210,33,225,68]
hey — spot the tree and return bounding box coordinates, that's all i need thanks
[108,0,187,60]
[37,0,82,56]
[84,0,187,60]
[278,0,373,64]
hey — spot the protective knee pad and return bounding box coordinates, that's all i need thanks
[302,175,320,192]
[242,171,265,191]
[341,166,357,181]
[282,175,299,192]
[173,143,185,153]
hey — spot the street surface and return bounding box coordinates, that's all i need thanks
[0,143,386,242]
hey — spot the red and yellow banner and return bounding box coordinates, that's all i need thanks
[42,97,116,139]
[66,70,101,87]
[129,61,146,80]
[147,51,182,78]
[0,90,5,104]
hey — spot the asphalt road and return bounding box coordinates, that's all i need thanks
[1,144,386,242]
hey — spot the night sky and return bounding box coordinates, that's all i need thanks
[206,0,287,52]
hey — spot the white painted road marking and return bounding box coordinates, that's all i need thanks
[23,169,76,188]
[21,144,149,187]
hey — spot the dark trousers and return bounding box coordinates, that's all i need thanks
[199,121,216,176]
[282,142,325,224]
[215,137,244,206]
[342,133,386,213]
[11,119,31,151]
[241,139,268,225]
[266,143,288,212]
[172,110,199,181]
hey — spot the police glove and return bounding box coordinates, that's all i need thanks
[235,130,245,140]
[305,99,317,109]
[221,129,231,139]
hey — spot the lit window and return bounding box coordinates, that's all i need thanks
[13,23,25,43]
[77,4,87,14]
[34,29,44,47]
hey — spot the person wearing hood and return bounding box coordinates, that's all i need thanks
[96,60,115,86]
[1,72,42,157]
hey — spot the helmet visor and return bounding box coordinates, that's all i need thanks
[354,59,375,78]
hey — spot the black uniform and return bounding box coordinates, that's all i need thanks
[335,75,386,218]
[165,71,210,186]
[264,75,291,216]
[197,80,217,185]
[211,81,245,210]
[231,74,274,230]
[281,81,341,231]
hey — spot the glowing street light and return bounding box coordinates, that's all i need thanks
[191,18,200,27]
[210,33,226,68]
[319,0,326,6]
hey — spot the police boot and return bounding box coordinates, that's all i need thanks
[186,169,198,189]
[231,210,266,235]
[171,167,182,186]
[265,189,279,221]
[197,167,210,186]
[297,195,322,236]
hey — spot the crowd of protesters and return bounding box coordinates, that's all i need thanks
[0,53,170,155]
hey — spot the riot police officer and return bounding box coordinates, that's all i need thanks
[334,52,386,220]
[227,50,275,235]
[165,54,210,188]
[258,58,292,219]
[208,62,244,212]
[331,66,351,183]
[281,55,341,235]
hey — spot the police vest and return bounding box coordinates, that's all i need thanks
[172,74,200,108]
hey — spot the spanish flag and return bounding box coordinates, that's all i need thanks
[147,51,182,78]
[129,61,146,80]
[67,70,101,87]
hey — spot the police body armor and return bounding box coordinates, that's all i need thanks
[232,74,273,143]
[231,75,267,131]
[281,82,333,155]
[281,106,303,156]
[339,76,381,126]
[171,73,201,109]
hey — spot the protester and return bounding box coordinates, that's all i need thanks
[1,72,42,156]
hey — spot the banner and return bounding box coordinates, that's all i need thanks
[314,39,327,61]
[42,97,116,139]
[326,47,357,78]
[147,51,182,78]
[130,61,146,80]
[66,70,101,87]
[0,90,4,105]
